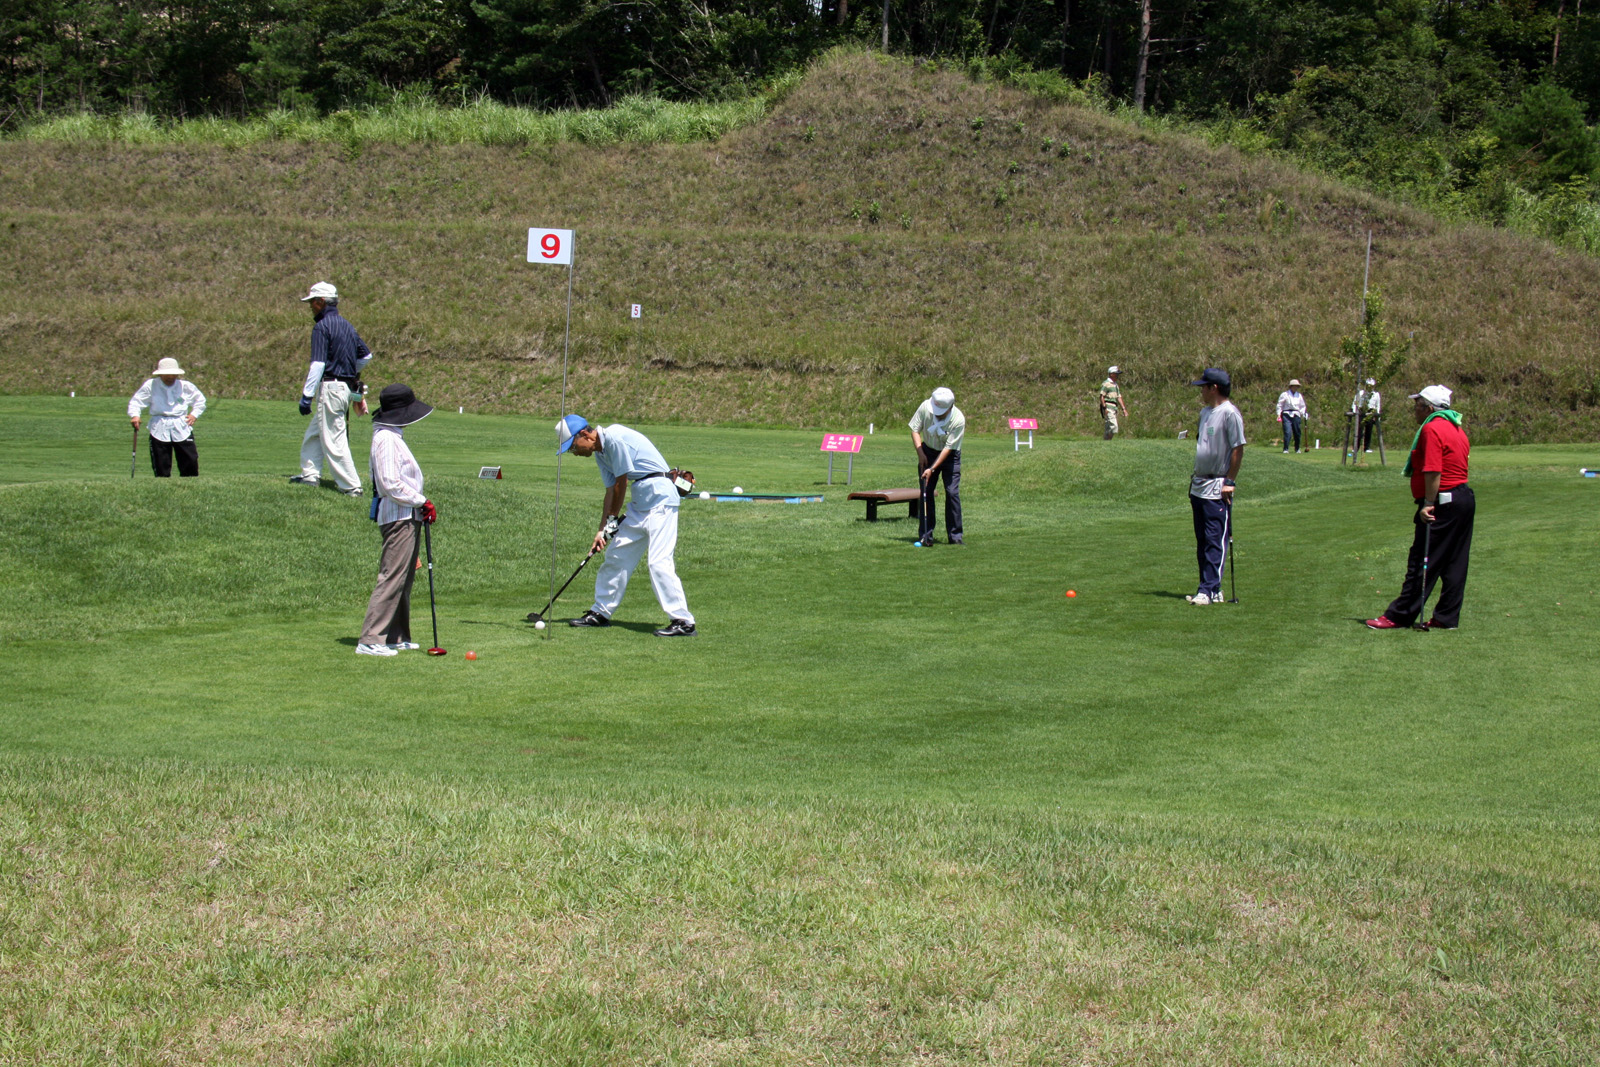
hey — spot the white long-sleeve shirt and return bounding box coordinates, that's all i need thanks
[302,353,374,398]
[369,424,427,524]
[128,378,206,442]
[1276,390,1308,419]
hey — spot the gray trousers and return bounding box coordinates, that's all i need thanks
[360,519,419,646]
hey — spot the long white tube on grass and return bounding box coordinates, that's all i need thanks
[548,236,577,622]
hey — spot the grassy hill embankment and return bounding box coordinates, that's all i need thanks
[3,49,1598,441]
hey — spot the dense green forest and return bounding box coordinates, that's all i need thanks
[4,0,1599,246]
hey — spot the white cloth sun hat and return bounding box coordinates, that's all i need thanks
[1409,385,1453,408]
[929,387,955,415]
[300,281,338,302]
[151,357,185,377]
[1107,365,1119,374]
[1289,378,1300,386]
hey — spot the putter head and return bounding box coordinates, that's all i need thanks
[427,647,447,656]
[524,612,544,623]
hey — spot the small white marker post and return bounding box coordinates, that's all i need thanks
[528,226,576,610]
[1008,417,1037,451]
[820,433,864,485]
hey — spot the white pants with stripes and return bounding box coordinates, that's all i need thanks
[591,502,693,624]
[299,381,361,492]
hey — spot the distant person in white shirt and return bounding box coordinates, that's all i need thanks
[1276,378,1308,453]
[556,415,696,637]
[1351,377,1380,453]
[357,385,437,657]
[128,357,207,477]
[910,386,965,545]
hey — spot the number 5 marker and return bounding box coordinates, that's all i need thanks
[527,227,574,265]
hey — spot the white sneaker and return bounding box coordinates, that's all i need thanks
[386,642,420,651]
[356,643,397,656]
[1185,593,1213,605]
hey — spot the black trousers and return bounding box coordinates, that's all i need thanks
[1383,486,1474,628]
[1359,415,1377,450]
[918,445,962,543]
[151,436,198,477]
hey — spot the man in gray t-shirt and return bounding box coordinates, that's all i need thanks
[1186,368,1246,604]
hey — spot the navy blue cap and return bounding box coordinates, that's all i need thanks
[1189,368,1231,387]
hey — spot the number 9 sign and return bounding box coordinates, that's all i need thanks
[526,227,574,266]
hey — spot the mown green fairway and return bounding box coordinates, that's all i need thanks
[3,396,1598,1064]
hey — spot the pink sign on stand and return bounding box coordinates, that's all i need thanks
[820,434,864,485]
[1008,418,1038,451]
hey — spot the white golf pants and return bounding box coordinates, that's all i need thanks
[299,381,361,491]
[591,502,693,624]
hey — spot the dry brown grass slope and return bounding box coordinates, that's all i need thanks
[2,49,1598,441]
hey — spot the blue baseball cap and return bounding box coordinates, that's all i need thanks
[1189,368,1231,388]
[555,413,588,453]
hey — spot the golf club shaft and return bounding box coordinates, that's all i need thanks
[533,545,598,619]
[1413,512,1432,621]
[131,426,138,479]
[424,521,440,650]
[1224,497,1238,602]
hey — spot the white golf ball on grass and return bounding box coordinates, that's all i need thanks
[534,620,545,630]
[699,491,710,499]
[732,486,743,494]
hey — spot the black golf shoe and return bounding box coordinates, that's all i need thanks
[570,610,611,627]
[654,619,696,637]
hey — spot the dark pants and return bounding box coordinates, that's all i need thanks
[1359,415,1376,451]
[1383,486,1474,628]
[151,436,198,477]
[1281,415,1303,451]
[918,445,962,543]
[1190,493,1230,597]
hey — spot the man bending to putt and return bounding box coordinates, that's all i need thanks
[556,415,696,637]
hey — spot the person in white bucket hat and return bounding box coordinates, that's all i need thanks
[1098,366,1128,440]
[909,386,965,545]
[128,357,207,477]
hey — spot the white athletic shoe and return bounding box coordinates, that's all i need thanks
[386,642,420,651]
[1185,593,1214,605]
[356,643,397,656]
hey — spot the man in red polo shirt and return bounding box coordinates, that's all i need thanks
[1366,385,1473,630]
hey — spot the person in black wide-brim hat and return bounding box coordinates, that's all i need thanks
[356,384,437,656]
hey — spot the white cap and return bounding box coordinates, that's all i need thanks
[1365,377,1376,386]
[300,281,338,302]
[1288,378,1300,386]
[1409,384,1453,408]
[929,387,955,415]
[1107,365,1120,374]
[152,357,185,377]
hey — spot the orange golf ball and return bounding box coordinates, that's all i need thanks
[465,651,477,660]
[1065,589,1077,598]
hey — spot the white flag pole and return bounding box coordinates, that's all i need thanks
[528,227,577,616]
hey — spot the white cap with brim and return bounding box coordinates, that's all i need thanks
[1409,385,1453,408]
[1107,366,1119,375]
[556,413,588,453]
[300,282,338,302]
[930,387,955,416]
[1289,379,1300,386]
[152,357,185,377]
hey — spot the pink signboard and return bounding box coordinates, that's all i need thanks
[1008,418,1039,430]
[820,434,864,454]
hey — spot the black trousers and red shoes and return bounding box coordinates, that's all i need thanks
[1382,486,1474,629]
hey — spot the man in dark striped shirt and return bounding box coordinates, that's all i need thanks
[291,282,372,495]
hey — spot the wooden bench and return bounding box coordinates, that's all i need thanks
[847,488,922,522]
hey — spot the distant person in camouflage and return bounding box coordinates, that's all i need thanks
[1098,366,1129,440]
